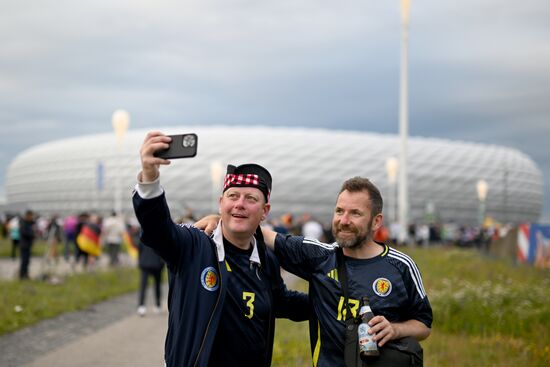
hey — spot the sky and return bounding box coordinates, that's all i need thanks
[1,0,549,219]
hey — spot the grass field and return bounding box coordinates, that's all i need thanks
[0,267,139,335]
[1,237,549,365]
[0,237,47,258]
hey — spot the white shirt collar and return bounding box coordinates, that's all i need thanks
[211,220,261,266]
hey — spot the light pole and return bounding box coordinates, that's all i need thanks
[385,157,398,224]
[210,161,224,212]
[398,0,410,244]
[476,179,489,227]
[112,109,130,215]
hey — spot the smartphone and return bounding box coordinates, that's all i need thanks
[154,133,198,159]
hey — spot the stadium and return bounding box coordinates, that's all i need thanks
[4,126,543,225]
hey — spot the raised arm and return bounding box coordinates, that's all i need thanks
[139,131,172,182]
[133,131,196,266]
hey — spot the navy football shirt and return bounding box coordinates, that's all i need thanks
[208,239,271,367]
[274,234,432,367]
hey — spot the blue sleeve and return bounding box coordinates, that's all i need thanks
[273,234,334,281]
[267,250,310,321]
[413,297,433,329]
[132,190,204,271]
[273,284,310,321]
[402,263,433,328]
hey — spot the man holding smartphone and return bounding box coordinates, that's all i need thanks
[132,131,308,367]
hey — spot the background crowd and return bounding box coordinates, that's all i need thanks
[0,208,513,279]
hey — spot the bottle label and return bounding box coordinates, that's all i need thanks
[359,305,372,316]
[358,324,377,352]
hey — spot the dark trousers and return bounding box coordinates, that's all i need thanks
[107,243,121,266]
[11,238,19,259]
[64,233,75,260]
[74,240,88,266]
[139,268,162,307]
[19,245,31,279]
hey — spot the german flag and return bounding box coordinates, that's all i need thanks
[76,224,101,257]
[123,230,138,260]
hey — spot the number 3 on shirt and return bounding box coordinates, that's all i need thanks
[243,291,255,319]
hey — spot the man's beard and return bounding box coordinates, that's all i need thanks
[333,216,375,249]
[333,226,373,249]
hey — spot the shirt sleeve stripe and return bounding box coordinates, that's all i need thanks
[389,248,427,297]
[388,248,425,291]
[388,248,427,299]
[390,248,426,298]
[302,238,339,250]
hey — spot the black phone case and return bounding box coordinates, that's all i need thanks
[154,134,198,159]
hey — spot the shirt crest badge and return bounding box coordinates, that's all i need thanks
[372,277,392,297]
[201,266,219,291]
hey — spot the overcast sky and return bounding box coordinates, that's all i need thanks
[1,0,549,219]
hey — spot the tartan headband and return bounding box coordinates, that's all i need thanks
[222,163,272,202]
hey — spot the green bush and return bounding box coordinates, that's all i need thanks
[407,247,550,338]
[406,246,550,366]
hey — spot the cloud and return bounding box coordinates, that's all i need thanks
[0,0,549,216]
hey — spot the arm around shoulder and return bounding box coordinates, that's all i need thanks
[260,225,277,249]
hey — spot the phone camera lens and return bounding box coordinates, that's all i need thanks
[183,135,196,147]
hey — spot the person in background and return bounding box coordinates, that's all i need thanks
[74,213,89,269]
[137,240,165,316]
[19,210,36,280]
[101,211,126,267]
[83,214,102,269]
[75,213,103,271]
[63,214,78,261]
[8,214,21,260]
[281,213,299,235]
[0,213,6,239]
[373,223,390,244]
[301,213,325,241]
[46,214,63,264]
[269,217,288,235]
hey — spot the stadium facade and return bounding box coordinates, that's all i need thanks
[5,126,543,225]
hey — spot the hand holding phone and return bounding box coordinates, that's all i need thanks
[154,133,198,159]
